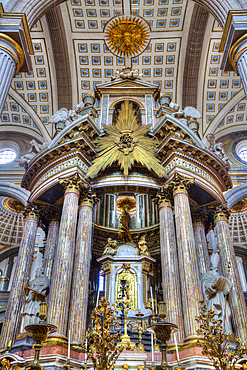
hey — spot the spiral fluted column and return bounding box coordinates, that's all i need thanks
[192,213,210,278]
[156,188,184,343]
[48,174,83,339]
[0,205,39,349]
[168,173,202,340]
[214,204,247,342]
[0,34,24,113]
[43,218,59,280]
[69,189,96,343]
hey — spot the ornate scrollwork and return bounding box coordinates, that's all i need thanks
[213,203,231,223]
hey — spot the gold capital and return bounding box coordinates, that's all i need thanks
[23,203,40,221]
[166,172,194,196]
[59,173,86,195]
[154,186,172,209]
[79,186,98,207]
[192,211,207,226]
[213,203,230,223]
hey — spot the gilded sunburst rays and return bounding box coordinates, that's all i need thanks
[104,16,150,57]
[86,101,166,178]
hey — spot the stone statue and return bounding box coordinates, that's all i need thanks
[103,238,119,256]
[19,139,48,168]
[201,253,232,334]
[118,206,133,243]
[20,267,49,332]
[49,107,79,127]
[206,133,230,170]
[138,235,149,256]
[111,67,141,81]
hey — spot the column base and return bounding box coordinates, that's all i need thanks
[45,333,68,347]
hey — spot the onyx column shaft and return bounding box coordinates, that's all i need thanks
[43,219,59,280]
[0,208,39,348]
[47,178,80,338]
[193,220,210,278]
[69,196,94,342]
[159,197,184,343]
[172,178,202,339]
[215,208,247,342]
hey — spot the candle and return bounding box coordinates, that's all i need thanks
[68,329,71,359]
[174,332,180,363]
[96,286,100,307]
[151,333,154,362]
[150,286,154,312]
[85,339,88,363]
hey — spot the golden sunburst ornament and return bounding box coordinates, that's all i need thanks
[86,101,166,178]
[104,16,150,57]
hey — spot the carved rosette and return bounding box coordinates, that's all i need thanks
[214,203,230,223]
[59,173,86,195]
[166,173,194,196]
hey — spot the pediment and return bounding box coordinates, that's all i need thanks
[95,77,160,97]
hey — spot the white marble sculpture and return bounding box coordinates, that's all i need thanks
[19,139,48,168]
[20,267,49,332]
[49,107,79,127]
[206,133,231,170]
[201,253,232,334]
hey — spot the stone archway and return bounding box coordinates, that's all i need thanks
[225,183,247,209]
[0,182,29,205]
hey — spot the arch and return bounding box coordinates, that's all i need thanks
[0,182,30,205]
[202,88,245,142]
[225,183,247,209]
[192,0,242,27]
[1,0,66,29]
[112,100,142,126]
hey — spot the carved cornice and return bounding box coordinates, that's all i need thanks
[214,203,231,223]
[60,173,86,195]
[165,172,194,195]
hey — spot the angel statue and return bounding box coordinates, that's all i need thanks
[49,107,79,130]
[19,139,48,168]
[206,133,230,170]
[138,235,149,256]
[201,253,232,334]
[103,238,119,256]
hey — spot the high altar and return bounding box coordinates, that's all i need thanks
[0,15,246,370]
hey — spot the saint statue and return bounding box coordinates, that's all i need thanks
[20,267,49,332]
[103,238,119,256]
[118,206,133,243]
[201,253,232,334]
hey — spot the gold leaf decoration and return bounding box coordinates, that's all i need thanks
[86,100,166,178]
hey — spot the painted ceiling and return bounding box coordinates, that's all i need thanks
[0,0,245,145]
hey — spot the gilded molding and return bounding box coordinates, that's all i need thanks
[229,33,247,73]
[220,10,247,52]
[0,33,24,74]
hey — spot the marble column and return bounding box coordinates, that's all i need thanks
[43,218,59,280]
[68,188,96,343]
[0,205,39,349]
[229,36,247,96]
[214,204,247,342]
[168,173,202,340]
[48,174,84,339]
[157,187,184,343]
[0,35,24,113]
[192,213,210,279]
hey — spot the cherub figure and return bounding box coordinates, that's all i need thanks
[138,235,149,256]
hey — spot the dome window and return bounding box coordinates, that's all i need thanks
[0,149,16,164]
